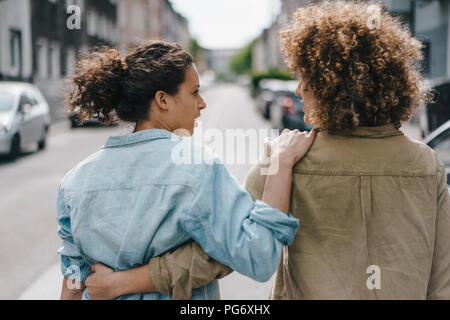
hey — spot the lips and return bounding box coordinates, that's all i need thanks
[194,114,201,128]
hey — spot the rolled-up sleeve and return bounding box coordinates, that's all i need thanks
[56,185,91,283]
[183,155,299,282]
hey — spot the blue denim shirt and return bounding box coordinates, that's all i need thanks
[57,129,299,300]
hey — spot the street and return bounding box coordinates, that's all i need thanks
[1,84,422,300]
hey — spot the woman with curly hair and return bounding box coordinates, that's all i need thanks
[243,1,449,299]
[83,1,450,300]
[58,40,316,300]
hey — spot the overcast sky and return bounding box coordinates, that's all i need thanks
[169,0,282,50]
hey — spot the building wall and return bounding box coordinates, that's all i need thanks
[252,0,313,73]
[253,0,450,82]
[30,0,117,121]
[118,0,190,55]
[413,0,449,79]
[0,0,33,81]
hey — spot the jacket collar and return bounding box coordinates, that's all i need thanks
[102,129,178,148]
[327,124,404,138]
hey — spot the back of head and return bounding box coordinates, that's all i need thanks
[67,40,193,124]
[280,0,433,131]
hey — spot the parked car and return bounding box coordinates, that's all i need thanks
[270,92,312,132]
[419,77,450,138]
[256,80,298,120]
[423,119,450,192]
[0,82,51,160]
[69,106,117,128]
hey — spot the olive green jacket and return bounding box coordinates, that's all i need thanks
[244,124,450,299]
[149,124,449,300]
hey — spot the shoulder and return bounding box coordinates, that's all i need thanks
[59,150,105,196]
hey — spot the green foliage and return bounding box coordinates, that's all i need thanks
[250,69,293,91]
[190,38,202,62]
[229,43,253,75]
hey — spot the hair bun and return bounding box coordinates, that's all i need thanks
[67,47,128,124]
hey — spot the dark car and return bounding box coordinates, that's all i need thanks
[419,77,450,138]
[424,119,450,192]
[270,92,312,132]
[256,80,298,120]
[69,106,116,128]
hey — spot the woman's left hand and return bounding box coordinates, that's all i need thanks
[85,263,118,300]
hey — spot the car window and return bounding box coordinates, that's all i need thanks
[18,93,33,112]
[0,91,15,111]
[25,91,38,106]
[19,94,31,106]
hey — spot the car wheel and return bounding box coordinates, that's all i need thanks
[38,127,48,150]
[7,134,21,160]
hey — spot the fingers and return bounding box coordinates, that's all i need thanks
[91,262,106,272]
[306,129,316,138]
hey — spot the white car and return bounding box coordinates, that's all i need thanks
[0,82,51,160]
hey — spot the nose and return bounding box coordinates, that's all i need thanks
[294,82,302,96]
[199,95,207,110]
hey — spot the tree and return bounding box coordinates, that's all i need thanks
[229,42,253,75]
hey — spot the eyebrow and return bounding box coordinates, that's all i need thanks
[193,84,200,90]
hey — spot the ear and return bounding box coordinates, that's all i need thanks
[154,90,170,111]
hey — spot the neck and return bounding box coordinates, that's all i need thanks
[133,119,172,133]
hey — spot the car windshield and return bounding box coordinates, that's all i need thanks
[0,91,15,111]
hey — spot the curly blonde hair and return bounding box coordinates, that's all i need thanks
[280,0,432,131]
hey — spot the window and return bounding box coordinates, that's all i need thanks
[36,38,48,79]
[65,48,76,76]
[48,42,61,79]
[9,30,22,76]
[25,91,39,106]
[18,94,31,112]
[87,11,97,37]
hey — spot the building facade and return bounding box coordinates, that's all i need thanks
[118,0,190,55]
[1,0,191,121]
[251,0,450,132]
[0,0,33,82]
[253,0,450,83]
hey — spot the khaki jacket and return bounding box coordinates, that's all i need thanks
[148,124,449,300]
[244,124,450,299]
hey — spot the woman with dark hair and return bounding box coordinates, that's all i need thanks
[58,40,315,300]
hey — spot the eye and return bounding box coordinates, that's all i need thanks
[193,90,199,95]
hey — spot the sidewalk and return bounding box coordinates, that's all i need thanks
[18,264,62,300]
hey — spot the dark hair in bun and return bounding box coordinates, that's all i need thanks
[67,40,193,124]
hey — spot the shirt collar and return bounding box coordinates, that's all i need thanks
[327,124,404,138]
[102,129,178,148]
